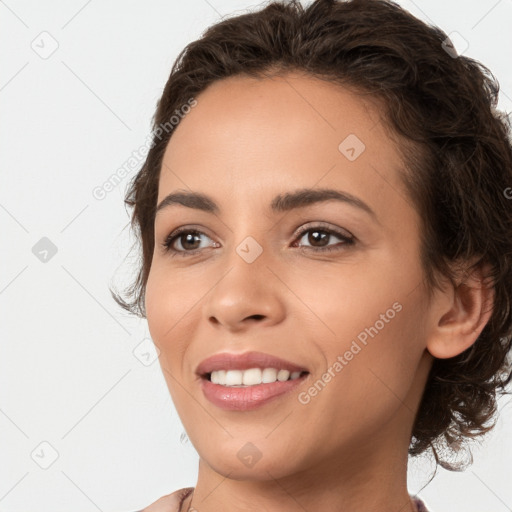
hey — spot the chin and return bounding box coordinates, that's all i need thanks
[198,440,301,481]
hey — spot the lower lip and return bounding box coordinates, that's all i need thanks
[200,374,308,411]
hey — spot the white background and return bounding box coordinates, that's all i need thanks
[1,1,511,511]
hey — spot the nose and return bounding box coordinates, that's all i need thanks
[203,251,286,333]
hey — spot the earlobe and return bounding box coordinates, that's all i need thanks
[426,263,495,360]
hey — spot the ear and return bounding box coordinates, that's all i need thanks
[426,262,495,359]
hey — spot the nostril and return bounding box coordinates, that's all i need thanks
[248,314,265,321]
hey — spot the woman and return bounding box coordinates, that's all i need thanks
[113,0,512,510]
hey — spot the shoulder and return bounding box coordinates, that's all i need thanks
[140,487,194,512]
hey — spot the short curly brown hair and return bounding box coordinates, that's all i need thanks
[111,0,512,471]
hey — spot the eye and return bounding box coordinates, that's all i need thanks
[160,223,355,257]
[162,227,217,256]
[292,224,355,253]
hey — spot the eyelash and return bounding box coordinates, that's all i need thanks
[161,224,355,257]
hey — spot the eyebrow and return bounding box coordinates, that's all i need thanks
[155,187,376,219]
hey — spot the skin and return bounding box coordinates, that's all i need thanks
[144,71,494,512]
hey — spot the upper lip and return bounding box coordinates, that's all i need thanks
[196,351,309,377]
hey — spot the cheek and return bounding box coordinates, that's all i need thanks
[145,263,205,362]
[145,264,206,414]
[287,251,418,351]
[290,250,427,411]
[323,300,426,447]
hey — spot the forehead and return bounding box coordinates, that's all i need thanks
[157,72,411,222]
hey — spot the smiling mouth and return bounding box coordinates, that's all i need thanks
[204,368,310,387]
[200,369,310,411]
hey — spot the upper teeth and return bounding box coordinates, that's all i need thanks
[210,368,303,386]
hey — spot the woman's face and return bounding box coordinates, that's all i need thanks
[145,72,434,481]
